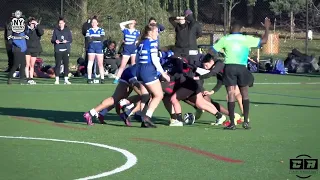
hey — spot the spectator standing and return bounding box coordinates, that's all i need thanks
[51,17,73,85]
[7,30,28,84]
[25,17,44,85]
[4,17,14,72]
[168,10,202,65]
[85,17,105,84]
[184,10,202,66]
[113,20,140,84]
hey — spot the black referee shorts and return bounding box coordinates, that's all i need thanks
[223,64,254,87]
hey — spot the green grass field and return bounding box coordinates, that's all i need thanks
[0,72,319,180]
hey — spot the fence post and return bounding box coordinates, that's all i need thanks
[305,0,309,55]
[60,0,63,17]
[223,0,227,35]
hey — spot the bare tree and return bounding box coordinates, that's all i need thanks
[270,0,306,39]
[226,0,241,29]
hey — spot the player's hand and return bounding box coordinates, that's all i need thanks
[193,76,200,80]
[62,40,67,43]
[25,35,29,40]
[203,90,214,96]
[55,40,60,44]
[7,35,12,40]
[261,17,271,29]
[161,72,170,82]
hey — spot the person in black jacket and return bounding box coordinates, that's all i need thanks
[4,18,14,72]
[184,10,202,66]
[169,10,202,65]
[51,17,73,85]
[169,16,189,58]
[25,17,44,85]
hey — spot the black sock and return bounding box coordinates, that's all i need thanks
[214,112,222,119]
[228,102,236,125]
[170,114,177,119]
[176,113,183,122]
[211,99,221,112]
[242,99,250,123]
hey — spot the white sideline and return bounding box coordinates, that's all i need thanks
[0,136,137,180]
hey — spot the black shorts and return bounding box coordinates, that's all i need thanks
[223,64,254,87]
[26,50,39,57]
[162,81,181,95]
[174,78,204,100]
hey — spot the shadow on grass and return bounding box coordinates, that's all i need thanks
[214,99,320,108]
[0,107,170,127]
[285,73,320,78]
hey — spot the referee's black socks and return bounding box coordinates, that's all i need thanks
[242,99,250,123]
[227,102,236,125]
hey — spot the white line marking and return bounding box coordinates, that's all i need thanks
[1,82,320,86]
[0,136,137,180]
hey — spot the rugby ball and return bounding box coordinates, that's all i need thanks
[184,113,195,125]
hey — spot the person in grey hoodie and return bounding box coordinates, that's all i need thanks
[51,17,73,84]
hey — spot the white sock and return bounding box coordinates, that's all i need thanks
[87,61,94,79]
[89,109,98,117]
[64,77,68,81]
[99,67,105,79]
[146,110,153,118]
[55,77,59,81]
[99,108,108,116]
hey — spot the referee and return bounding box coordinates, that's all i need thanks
[211,18,271,130]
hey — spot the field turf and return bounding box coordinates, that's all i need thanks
[0,72,319,180]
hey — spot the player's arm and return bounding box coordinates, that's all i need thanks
[119,20,135,31]
[85,29,95,43]
[211,78,223,93]
[198,61,224,80]
[91,29,105,41]
[150,44,165,74]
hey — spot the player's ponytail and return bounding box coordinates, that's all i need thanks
[137,23,157,46]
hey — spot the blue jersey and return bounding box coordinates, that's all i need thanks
[86,28,105,42]
[122,28,140,45]
[136,39,163,84]
[86,27,105,54]
[137,39,158,64]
